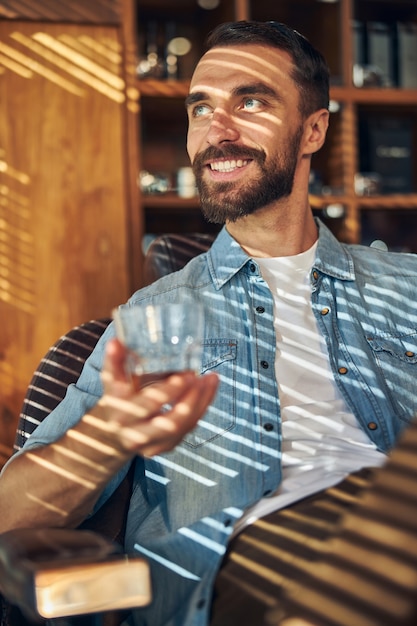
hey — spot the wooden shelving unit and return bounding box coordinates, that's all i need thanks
[132,0,417,248]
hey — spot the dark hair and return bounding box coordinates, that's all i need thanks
[206,21,329,118]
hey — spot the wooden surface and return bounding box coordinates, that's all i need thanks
[0,0,122,23]
[0,19,138,467]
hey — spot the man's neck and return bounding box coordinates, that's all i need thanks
[226,203,318,258]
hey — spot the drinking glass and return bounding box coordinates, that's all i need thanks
[112,302,204,385]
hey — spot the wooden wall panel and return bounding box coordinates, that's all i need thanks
[0,0,122,24]
[0,20,135,466]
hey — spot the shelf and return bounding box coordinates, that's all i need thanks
[137,78,190,97]
[331,86,417,105]
[147,194,344,213]
[356,194,417,209]
[136,82,417,107]
[144,193,417,212]
[143,193,199,210]
[310,195,349,210]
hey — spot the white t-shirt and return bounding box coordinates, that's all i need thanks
[233,241,386,536]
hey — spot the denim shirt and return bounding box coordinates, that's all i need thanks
[15,220,417,626]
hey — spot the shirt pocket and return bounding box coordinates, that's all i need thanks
[366,331,417,363]
[183,338,237,448]
[365,330,417,422]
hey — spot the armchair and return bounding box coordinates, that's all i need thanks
[0,319,141,626]
[0,233,215,626]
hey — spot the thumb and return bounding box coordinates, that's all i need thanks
[101,337,134,397]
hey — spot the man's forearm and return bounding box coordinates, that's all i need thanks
[0,341,219,534]
[0,403,133,533]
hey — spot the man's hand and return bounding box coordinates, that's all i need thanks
[0,338,218,533]
[97,338,219,457]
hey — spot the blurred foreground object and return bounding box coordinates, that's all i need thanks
[0,529,150,622]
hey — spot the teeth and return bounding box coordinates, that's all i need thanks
[210,159,248,172]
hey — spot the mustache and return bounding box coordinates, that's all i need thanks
[192,145,266,171]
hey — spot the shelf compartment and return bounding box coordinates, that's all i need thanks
[248,0,342,83]
[135,0,236,81]
[361,206,417,252]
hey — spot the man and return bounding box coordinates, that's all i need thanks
[1,20,417,626]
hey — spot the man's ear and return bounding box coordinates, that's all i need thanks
[302,109,329,156]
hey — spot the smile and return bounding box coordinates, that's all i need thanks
[209,159,250,173]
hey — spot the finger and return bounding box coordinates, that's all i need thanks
[165,373,219,429]
[147,374,219,449]
[107,371,200,425]
[117,373,219,454]
[101,338,133,396]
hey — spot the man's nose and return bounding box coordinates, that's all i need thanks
[206,109,240,145]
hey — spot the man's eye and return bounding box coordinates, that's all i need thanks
[242,98,262,111]
[192,104,210,117]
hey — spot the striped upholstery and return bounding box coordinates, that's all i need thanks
[274,416,417,626]
[210,469,376,626]
[143,232,215,284]
[14,319,111,452]
[210,419,417,626]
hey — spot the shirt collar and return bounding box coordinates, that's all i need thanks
[207,218,356,289]
[206,227,249,289]
[314,219,356,281]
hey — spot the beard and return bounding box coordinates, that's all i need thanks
[192,126,304,224]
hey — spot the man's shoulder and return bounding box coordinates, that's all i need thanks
[130,252,212,305]
[346,242,417,277]
[317,220,417,278]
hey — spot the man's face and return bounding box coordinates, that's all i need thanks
[186,43,305,224]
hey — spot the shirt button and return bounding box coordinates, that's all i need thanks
[256,306,265,313]
[338,366,348,375]
[261,360,269,369]
[321,307,330,315]
[405,351,415,358]
[249,263,256,272]
[312,270,319,280]
[224,518,232,527]
[367,422,378,430]
[197,599,206,610]
[264,423,274,431]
